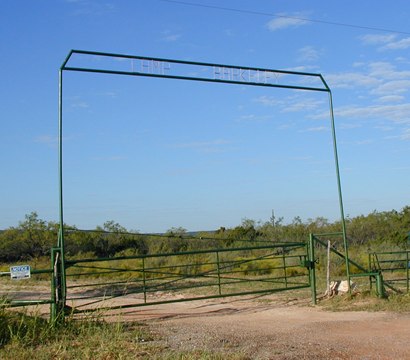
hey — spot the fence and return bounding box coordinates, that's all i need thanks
[63,240,310,313]
[369,250,410,293]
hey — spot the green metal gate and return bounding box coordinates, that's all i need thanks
[63,236,310,314]
[369,250,410,293]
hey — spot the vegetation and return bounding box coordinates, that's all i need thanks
[0,206,409,263]
[0,208,409,358]
[320,291,410,313]
[0,305,248,359]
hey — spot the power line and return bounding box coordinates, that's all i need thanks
[159,0,410,36]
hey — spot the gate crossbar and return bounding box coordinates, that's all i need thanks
[64,242,309,313]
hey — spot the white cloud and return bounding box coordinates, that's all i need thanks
[325,61,410,96]
[360,33,410,51]
[91,155,127,161]
[368,61,410,80]
[236,114,272,123]
[254,95,324,113]
[285,65,319,72]
[371,80,410,95]
[319,103,410,124]
[224,29,234,37]
[325,72,379,89]
[399,128,410,140]
[254,95,284,107]
[302,126,328,133]
[377,95,405,103]
[339,123,362,130]
[267,13,309,31]
[283,99,324,113]
[298,46,320,62]
[35,135,58,145]
[359,34,396,45]
[382,37,410,50]
[375,125,395,132]
[356,139,374,145]
[70,101,89,108]
[161,30,181,42]
[172,139,232,153]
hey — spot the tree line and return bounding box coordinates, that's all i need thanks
[0,206,409,262]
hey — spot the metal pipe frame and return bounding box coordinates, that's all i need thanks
[57,49,349,313]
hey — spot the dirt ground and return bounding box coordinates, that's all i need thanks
[101,292,410,360]
[4,285,410,359]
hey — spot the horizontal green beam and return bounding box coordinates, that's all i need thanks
[66,243,305,265]
[63,66,329,93]
[312,232,343,237]
[6,299,54,307]
[71,284,310,313]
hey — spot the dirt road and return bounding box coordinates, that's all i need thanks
[114,294,410,359]
[4,284,410,359]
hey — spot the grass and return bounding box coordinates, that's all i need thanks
[0,304,251,360]
[0,304,155,360]
[1,288,410,359]
[319,290,410,312]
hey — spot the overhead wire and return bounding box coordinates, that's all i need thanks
[159,0,410,36]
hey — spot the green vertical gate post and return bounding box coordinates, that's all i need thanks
[376,273,385,298]
[309,234,317,305]
[50,247,65,323]
[216,251,222,295]
[57,60,70,322]
[142,257,147,303]
[406,251,409,293]
[282,247,288,288]
[50,248,57,323]
[368,253,373,292]
[326,88,351,293]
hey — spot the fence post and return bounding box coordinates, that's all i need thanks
[368,253,373,292]
[142,257,147,303]
[51,247,65,323]
[407,251,409,293]
[376,273,385,298]
[309,234,317,305]
[282,247,288,288]
[50,248,57,323]
[216,251,222,295]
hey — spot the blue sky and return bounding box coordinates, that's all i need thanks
[1,0,409,232]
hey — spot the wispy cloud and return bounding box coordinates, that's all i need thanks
[374,125,395,132]
[171,139,232,153]
[377,95,405,103]
[382,37,410,50]
[325,72,379,89]
[398,128,410,140]
[34,135,58,145]
[326,61,410,96]
[368,61,410,80]
[71,101,89,108]
[236,114,273,123]
[66,0,115,16]
[339,123,362,130]
[254,96,284,107]
[359,34,397,45]
[371,80,410,96]
[313,103,410,125]
[356,139,374,145]
[301,126,328,133]
[266,13,310,31]
[360,33,410,51]
[254,95,324,113]
[298,46,321,62]
[161,30,181,42]
[91,155,127,161]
